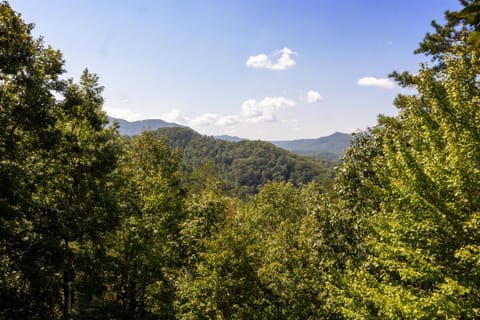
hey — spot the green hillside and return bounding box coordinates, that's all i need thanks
[111,117,352,160]
[6,2,480,318]
[154,126,335,197]
[272,132,352,161]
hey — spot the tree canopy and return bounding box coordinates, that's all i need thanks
[153,126,335,198]
[2,0,480,319]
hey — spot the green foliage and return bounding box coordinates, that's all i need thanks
[45,70,121,318]
[0,3,61,316]
[154,126,335,197]
[338,33,480,320]
[175,189,260,320]
[5,1,480,319]
[0,3,121,318]
[108,132,184,319]
[397,0,480,76]
[272,132,353,161]
[175,182,357,319]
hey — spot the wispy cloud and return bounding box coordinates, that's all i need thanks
[246,47,297,71]
[302,90,324,103]
[357,77,395,89]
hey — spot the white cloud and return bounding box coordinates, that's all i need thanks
[245,54,271,69]
[274,48,297,70]
[189,113,222,127]
[103,105,143,121]
[162,96,296,128]
[161,109,240,127]
[357,77,395,89]
[246,47,297,71]
[302,90,324,103]
[161,109,187,124]
[241,96,295,123]
[216,115,241,126]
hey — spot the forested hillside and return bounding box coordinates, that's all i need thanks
[272,131,352,161]
[111,116,351,160]
[2,1,480,319]
[153,126,335,197]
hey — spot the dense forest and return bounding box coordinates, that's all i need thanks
[2,1,480,319]
[271,132,352,161]
[152,126,335,197]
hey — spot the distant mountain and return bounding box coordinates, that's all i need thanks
[271,132,353,161]
[153,126,336,197]
[109,116,351,160]
[214,135,245,142]
[108,116,179,136]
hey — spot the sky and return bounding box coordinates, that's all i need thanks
[10,0,461,140]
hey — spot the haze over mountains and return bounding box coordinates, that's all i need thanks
[271,133,352,161]
[109,116,352,161]
[108,117,178,136]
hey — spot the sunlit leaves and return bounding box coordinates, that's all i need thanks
[339,38,480,320]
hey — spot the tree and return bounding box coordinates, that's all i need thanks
[338,28,480,320]
[0,2,67,317]
[175,181,358,319]
[175,198,271,320]
[333,2,480,318]
[393,0,480,84]
[44,70,121,318]
[110,132,184,319]
[0,3,121,318]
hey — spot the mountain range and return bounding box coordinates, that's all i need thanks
[271,132,352,161]
[108,116,352,161]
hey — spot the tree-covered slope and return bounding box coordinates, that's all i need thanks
[5,1,480,318]
[110,116,351,160]
[271,131,352,161]
[154,126,335,196]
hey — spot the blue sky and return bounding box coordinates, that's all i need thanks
[11,0,461,140]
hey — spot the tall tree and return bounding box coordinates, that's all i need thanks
[0,3,121,318]
[44,70,121,318]
[111,132,184,319]
[339,21,480,320]
[0,2,65,317]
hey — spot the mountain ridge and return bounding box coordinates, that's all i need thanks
[271,132,352,161]
[108,116,179,136]
[109,116,352,160]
